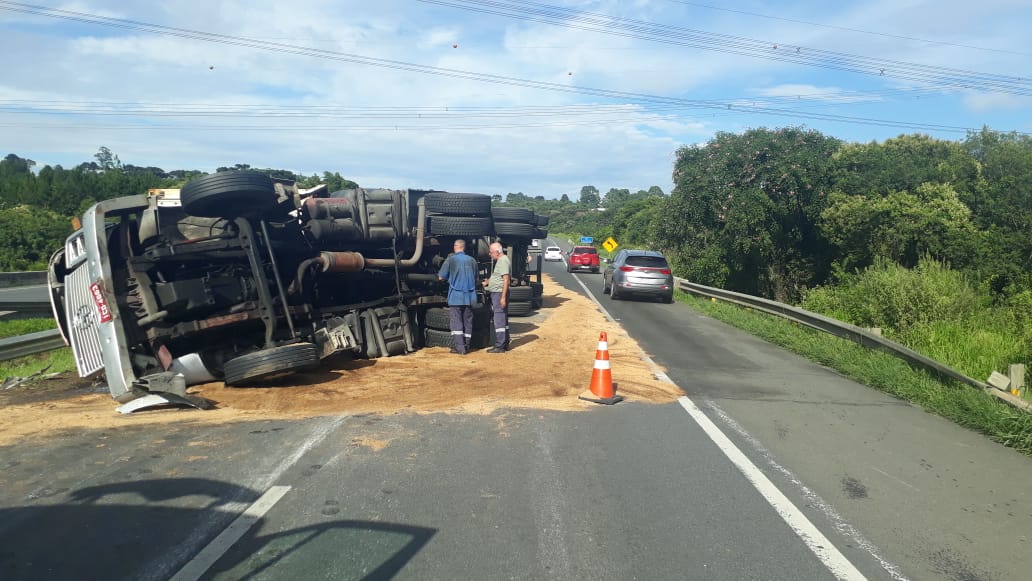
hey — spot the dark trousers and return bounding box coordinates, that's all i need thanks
[490,291,509,349]
[449,305,474,353]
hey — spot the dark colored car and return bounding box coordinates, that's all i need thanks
[602,249,674,302]
[567,245,600,273]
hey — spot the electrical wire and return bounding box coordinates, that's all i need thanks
[0,1,1023,135]
[663,0,1032,58]
[416,0,1032,95]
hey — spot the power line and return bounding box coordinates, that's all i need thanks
[0,1,1021,135]
[416,0,1032,95]
[664,0,1032,58]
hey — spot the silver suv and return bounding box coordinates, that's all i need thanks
[601,249,674,303]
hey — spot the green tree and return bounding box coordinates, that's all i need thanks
[832,134,978,199]
[0,205,72,270]
[94,146,121,171]
[602,188,630,211]
[662,127,841,300]
[820,183,982,271]
[578,185,600,208]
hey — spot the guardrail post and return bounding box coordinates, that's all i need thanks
[1010,364,1026,397]
[866,327,882,336]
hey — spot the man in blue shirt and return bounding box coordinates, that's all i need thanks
[437,239,478,354]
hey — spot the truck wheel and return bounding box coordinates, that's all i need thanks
[424,307,452,331]
[424,192,492,216]
[493,222,536,238]
[424,328,453,348]
[491,207,534,223]
[223,343,321,386]
[428,216,494,236]
[508,301,533,317]
[509,286,534,302]
[181,171,278,218]
[529,282,543,297]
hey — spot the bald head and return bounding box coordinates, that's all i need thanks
[489,242,504,257]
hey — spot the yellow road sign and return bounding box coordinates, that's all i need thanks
[602,237,619,252]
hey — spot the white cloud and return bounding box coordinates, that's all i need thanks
[2,0,1029,198]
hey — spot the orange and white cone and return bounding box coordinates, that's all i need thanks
[579,331,623,405]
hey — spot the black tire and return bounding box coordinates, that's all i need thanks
[508,301,533,317]
[533,227,548,239]
[181,171,278,218]
[664,293,675,304]
[428,216,494,236]
[491,207,535,223]
[424,192,492,215]
[509,286,534,301]
[529,282,543,297]
[224,343,320,386]
[424,328,453,348]
[602,275,610,294]
[424,307,451,331]
[471,304,492,349]
[493,222,536,238]
[531,298,543,309]
[610,285,621,300]
[534,214,550,227]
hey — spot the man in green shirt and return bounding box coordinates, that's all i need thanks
[482,242,510,352]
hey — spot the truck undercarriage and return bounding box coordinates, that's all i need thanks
[47,172,547,408]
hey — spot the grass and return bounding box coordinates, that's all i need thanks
[677,292,1032,455]
[0,316,56,339]
[0,317,76,379]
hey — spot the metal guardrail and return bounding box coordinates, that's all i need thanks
[0,329,65,362]
[675,278,1031,412]
[0,273,63,361]
[0,301,53,316]
[0,271,47,288]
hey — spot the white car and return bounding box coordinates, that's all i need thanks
[544,246,563,261]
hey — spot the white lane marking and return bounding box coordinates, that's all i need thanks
[560,241,897,579]
[169,485,291,581]
[257,416,348,489]
[158,416,347,580]
[678,396,867,580]
[704,402,909,581]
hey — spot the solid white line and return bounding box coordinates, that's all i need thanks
[169,485,291,581]
[704,402,909,581]
[677,396,867,580]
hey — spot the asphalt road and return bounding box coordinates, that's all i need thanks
[547,238,1032,581]
[1,250,1030,580]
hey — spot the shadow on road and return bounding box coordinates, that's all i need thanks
[0,477,435,581]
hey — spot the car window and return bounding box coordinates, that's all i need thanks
[574,247,597,254]
[625,256,669,268]
[546,247,561,252]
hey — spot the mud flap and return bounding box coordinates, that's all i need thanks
[116,372,215,413]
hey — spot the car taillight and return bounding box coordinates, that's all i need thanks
[619,266,634,272]
[660,269,672,275]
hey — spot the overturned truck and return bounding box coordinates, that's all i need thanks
[47,171,547,407]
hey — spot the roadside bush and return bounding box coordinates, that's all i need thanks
[801,256,979,334]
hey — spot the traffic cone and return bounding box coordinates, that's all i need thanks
[579,331,623,405]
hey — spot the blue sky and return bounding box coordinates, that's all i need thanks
[1,0,1029,199]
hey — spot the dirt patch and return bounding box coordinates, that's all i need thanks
[0,274,682,444]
